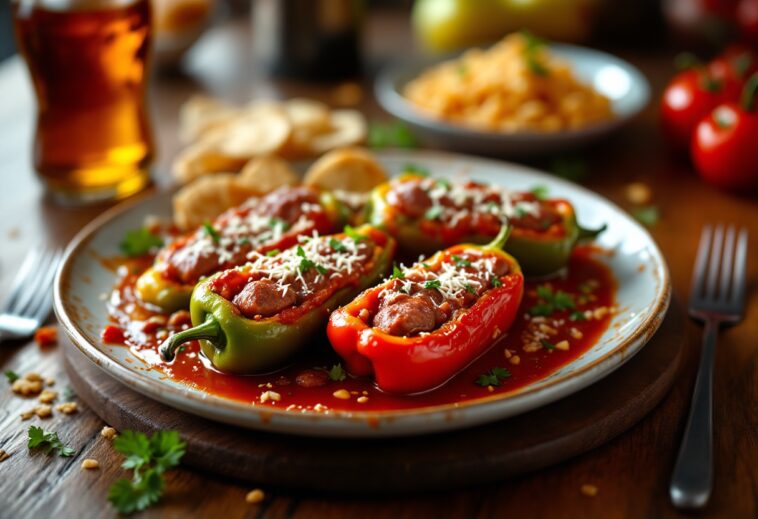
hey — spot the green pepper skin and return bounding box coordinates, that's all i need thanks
[138,190,349,313]
[160,227,395,374]
[366,177,604,277]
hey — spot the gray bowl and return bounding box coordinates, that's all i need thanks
[375,44,651,158]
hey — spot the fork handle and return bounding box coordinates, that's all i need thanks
[670,318,718,510]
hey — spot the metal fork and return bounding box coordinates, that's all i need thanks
[670,225,748,510]
[0,246,63,341]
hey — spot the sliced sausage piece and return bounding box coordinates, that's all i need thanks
[165,246,220,284]
[233,278,297,318]
[373,293,437,337]
[389,182,432,218]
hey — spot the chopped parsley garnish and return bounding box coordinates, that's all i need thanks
[401,162,430,176]
[28,426,75,457]
[452,255,471,268]
[266,249,280,257]
[62,386,76,400]
[343,225,366,242]
[632,206,660,227]
[202,222,221,244]
[475,367,511,387]
[569,311,587,321]
[436,178,452,190]
[422,262,432,269]
[530,185,549,200]
[464,283,477,296]
[424,205,443,220]
[541,339,556,350]
[514,206,527,218]
[329,238,347,252]
[529,285,575,316]
[329,364,347,382]
[238,237,251,246]
[269,217,289,231]
[108,430,186,515]
[522,30,549,77]
[120,228,164,257]
[4,370,19,383]
[392,263,405,280]
[368,121,419,149]
[424,279,441,290]
[491,277,503,287]
[314,264,329,275]
[295,245,326,274]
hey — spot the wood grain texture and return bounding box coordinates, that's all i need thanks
[61,303,684,494]
[0,11,756,519]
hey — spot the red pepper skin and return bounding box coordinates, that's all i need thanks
[327,244,524,394]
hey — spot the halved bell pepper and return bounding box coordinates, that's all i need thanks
[366,173,604,277]
[327,225,524,394]
[137,188,347,313]
[159,226,395,374]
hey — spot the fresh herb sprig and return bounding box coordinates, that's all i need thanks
[202,222,221,244]
[329,364,347,382]
[475,367,511,387]
[28,426,75,457]
[120,228,164,257]
[108,430,186,515]
[529,285,576,317]
[4,370,19,383]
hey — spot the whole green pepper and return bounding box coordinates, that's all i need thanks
[137,188,348,313]
[366,174,604,277]
[159,226,395,374]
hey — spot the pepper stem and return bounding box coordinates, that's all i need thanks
[159,316,224,362]
[488,223,512,251]
[578,223,608,241]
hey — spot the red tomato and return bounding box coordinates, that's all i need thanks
[737,0,758,46]
[661,69,727,150]
[691,92,758,191]
[708,46,757,91]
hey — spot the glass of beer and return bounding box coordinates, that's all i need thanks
[12,0,154,204]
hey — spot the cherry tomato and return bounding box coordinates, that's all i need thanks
[707,45,757,92]
[661,69,727,150]
[737,0,758,46]
[691,74,758,191]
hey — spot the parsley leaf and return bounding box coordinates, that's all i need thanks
[343,225,366,242]
[62,386,76,400]
[452,255,471,268]
[120,228,164,257]
[4,370,19,383]
[329,364,347,382]
[27,426,75,457]
[424,279,441,290]
[569,311,586,321]
[401,163,430,177]
[530,185,549,200]
[368,121,419,149]
[491,277,502,288]
[392,263,405,280]
[329,238,347,252]
[529,285,575,316]
[109,429,186,515]
[541,339,556,350]
[475,367,511,387]
[553,291,576,310]
[435,178,452,190]
[632,206,660,227]
[266,249,280,257]
[464,283,477,296]
[202,222,221,244]
[315,264,329,275]
[522,30,549,77]
[424,205,443,221]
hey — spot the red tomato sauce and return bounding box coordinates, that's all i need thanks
[104,246,615,412]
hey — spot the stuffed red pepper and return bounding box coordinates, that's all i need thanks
[327,225,524,394]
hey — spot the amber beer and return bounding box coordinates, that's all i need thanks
[13,0,154,203]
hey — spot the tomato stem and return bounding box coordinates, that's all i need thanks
[674,52,702,71]
[741,73,758,112]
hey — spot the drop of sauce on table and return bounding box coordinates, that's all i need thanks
[105,246,615,413]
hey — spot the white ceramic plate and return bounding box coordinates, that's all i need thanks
[375,44,651,157]
[54,150,670,438]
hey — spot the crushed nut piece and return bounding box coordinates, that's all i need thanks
[555,340,570,351]
[581,484,598,497]
[56,402,78,414]
[45,378,55,387]
[12,378,43,396]
[35,404,53,418]
[245,488,265,504]
[20,409,35,421]
[570,328,583,340]
[260,391,281,403]
[332,389,351,400]
[509,355,521,365]
[81,459,100,470]
[625,182,652,205]
[25,372,43,382]
[356,396,369,403]
[38,389,58,404]
[101,426,118,440]
[0,449,10,462]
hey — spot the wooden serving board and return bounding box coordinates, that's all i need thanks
[63,303,684,494]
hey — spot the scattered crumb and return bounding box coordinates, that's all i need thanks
[625,182,652,205]
[101,426,118,440]
[581,484,598,497]
[555,340,570,351]
[56,402,78,415]
[0,449,10,462]
[356,396,369,404]
[34,326,58,347]
[487,385,495,393]
[81,459,100,470]
[245,488,265,504]
[45,378,55,387]
[38,389,58,404]
[332,389,351,400]
[20,409,35,421]
[35,404,53,418]
[12,372,45,396]
[509,355,521,366]
[259,391,281,403]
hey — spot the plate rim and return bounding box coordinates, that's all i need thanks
[53,150,671,436]
[374,42,652,142]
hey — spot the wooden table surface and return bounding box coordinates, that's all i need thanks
[1,12,756,519]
